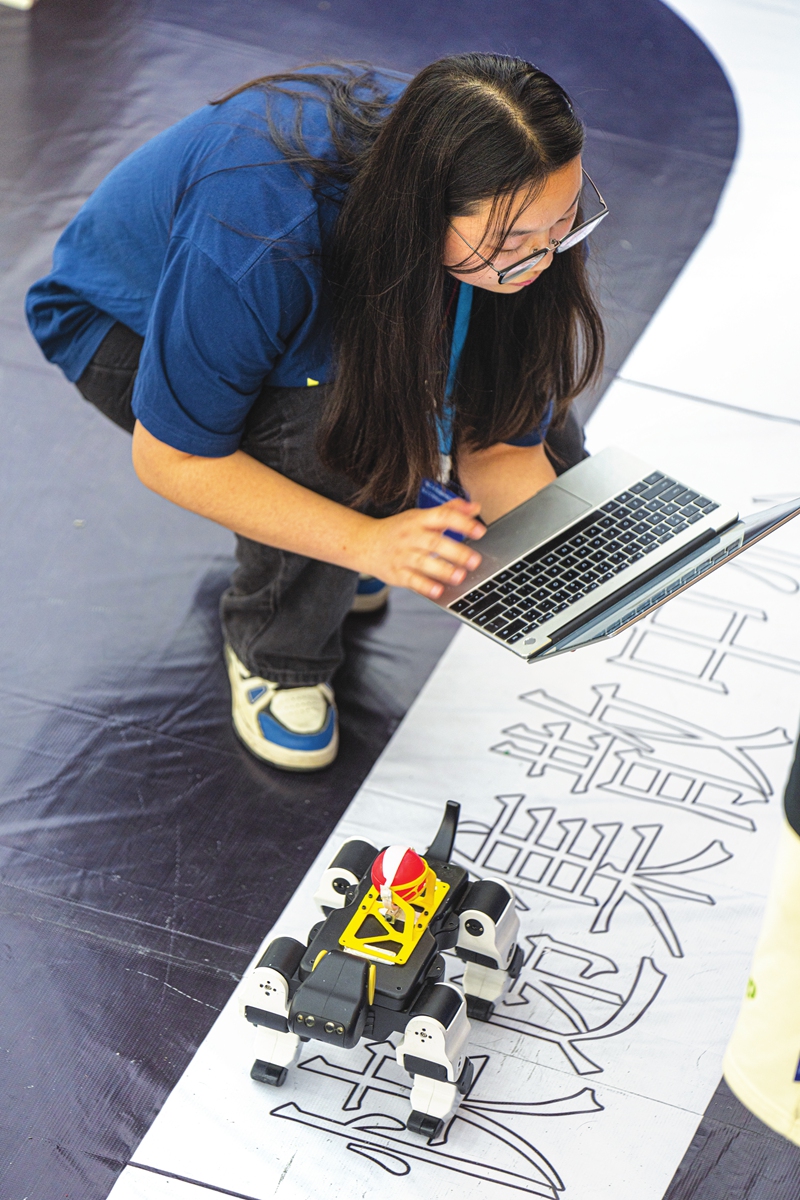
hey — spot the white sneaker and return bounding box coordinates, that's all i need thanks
[351,574,390,613]
[225,645,338,771]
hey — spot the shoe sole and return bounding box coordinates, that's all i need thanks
[350,585,390,613]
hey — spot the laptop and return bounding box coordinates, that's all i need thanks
[432,446,800,661]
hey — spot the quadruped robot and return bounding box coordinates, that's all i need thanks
[239,801,522,1137]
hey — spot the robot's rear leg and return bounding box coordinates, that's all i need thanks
[396,983,473,1139]
[456,879,523,1021]
[461,949,524,1021]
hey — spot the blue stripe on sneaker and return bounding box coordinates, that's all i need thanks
[356,576,386,595]
[257,705,336,752]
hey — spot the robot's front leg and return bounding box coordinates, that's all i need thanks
[312,838,379,913]
[239,936,305,1086]
[396,983,474,1139]
[456,879,523,1021]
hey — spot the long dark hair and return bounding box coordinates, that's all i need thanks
[214,56,604,508]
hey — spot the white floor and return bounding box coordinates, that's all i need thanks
[619,0,800,423]
[108,1,800,1196]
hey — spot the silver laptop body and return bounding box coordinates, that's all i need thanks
[433,446,799,661]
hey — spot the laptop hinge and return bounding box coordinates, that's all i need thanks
[528,527,718,652]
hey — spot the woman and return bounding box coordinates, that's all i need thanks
[26,54,605,772]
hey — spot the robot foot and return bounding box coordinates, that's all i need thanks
[405,1058,475,1139]
[465,995,495,1022]
[407,1110,444,1139]
[456,1057,475,1094]
[250,1059,288,1086]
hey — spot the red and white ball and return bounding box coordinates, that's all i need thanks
[371,845,428,907]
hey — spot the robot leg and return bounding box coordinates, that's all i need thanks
[396,983,474,1138]
[312,838,379,914]
[240,936,304,1086]
[456,879,523,1021]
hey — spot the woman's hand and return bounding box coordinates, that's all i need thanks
[132,422,483,598]
[358,498,485,599]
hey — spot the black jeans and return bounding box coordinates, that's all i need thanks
[77,321,588,684]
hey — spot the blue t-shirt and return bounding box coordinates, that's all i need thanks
[26,70,550,459]
[26,71,405,457]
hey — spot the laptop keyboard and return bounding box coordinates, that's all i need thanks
[448,471,719,645]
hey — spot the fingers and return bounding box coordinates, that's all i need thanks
[415,554,468,589]
[421,498,485,541]
[412,535,482,593]
[409,500,484,591]
[405,545,480,597]
[367,500,486,600]
[419,502,484,566]
[404,569,447,600]
[399,552,474,598]
[424,532,481,571]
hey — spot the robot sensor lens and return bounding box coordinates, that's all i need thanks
[296,1014,305,1024]
[465,919,484,937]
[325,1021,336,1033]
[336,1025,345,1035]
[331,877,350,893]
[305,1015,316,1027]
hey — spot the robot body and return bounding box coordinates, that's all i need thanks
[240,802,521,1137]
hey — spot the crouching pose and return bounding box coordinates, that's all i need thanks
[27,55,603,772]
[239,801,521,1137]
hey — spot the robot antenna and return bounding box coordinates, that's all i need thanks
[425,800,460,863]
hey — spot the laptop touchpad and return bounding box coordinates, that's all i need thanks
[473,484,589,568]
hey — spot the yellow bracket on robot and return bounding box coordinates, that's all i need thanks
[339,864,450,965]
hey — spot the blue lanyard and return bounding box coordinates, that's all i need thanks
[437,281,473,455]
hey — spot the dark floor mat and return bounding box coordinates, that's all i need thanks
[2,3,784,1199]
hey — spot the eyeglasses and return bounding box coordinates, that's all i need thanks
[449,170,609,286]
